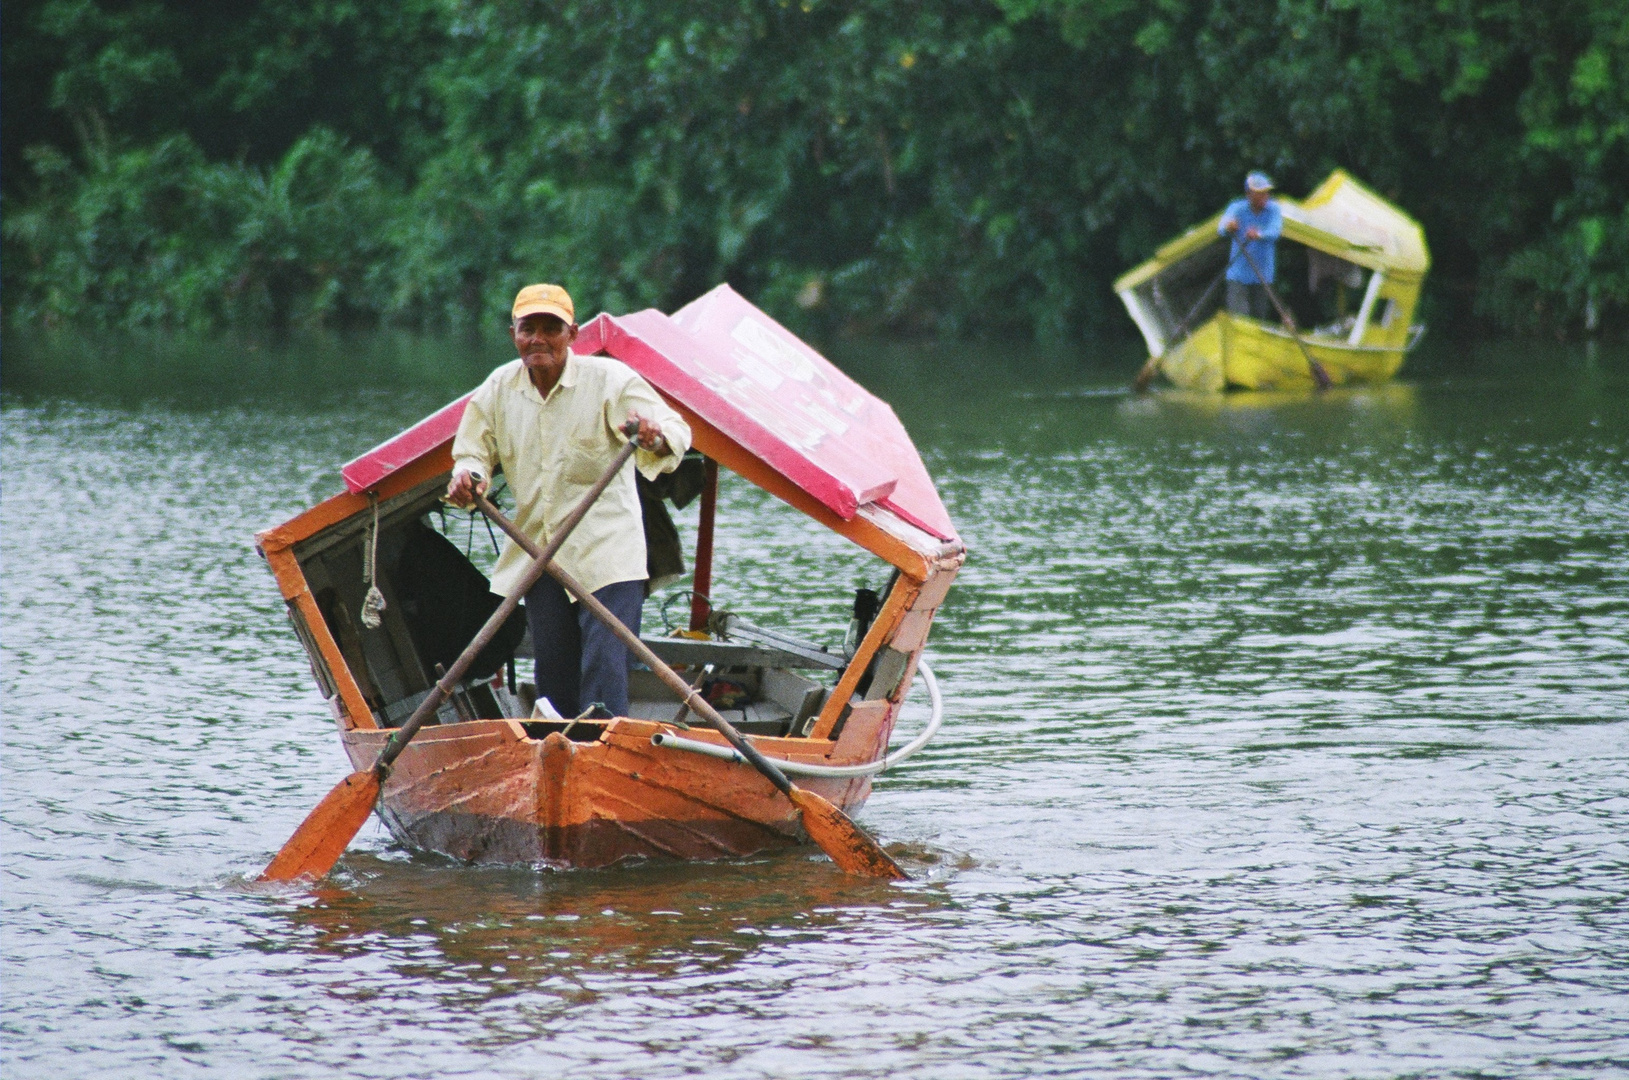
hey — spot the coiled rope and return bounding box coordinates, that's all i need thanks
[359,492,387,629]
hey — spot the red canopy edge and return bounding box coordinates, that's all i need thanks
[341,394,469,494]
[338,286,957,543]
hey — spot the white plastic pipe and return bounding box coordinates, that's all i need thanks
[1349,270,1385,345]
[649,657,943,778]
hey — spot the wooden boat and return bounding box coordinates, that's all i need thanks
[1116,170,1430,391]
[255,284,964,869]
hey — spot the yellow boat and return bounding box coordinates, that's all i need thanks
[1116,170,1430,391]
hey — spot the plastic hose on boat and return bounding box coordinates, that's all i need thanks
[649,658,942,778]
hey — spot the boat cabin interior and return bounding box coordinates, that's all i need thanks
[284,453,897,745]
[1130,238,1400,350]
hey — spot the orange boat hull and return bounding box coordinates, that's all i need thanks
[343,706,897,868]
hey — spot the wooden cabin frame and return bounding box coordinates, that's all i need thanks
[256,302,964,868]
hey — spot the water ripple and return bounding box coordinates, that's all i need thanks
[5,353,1629,1078]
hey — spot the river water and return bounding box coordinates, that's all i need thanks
[3,332,1626,1078]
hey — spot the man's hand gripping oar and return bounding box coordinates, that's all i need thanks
[259,428,642,883]
[471,493,908,881]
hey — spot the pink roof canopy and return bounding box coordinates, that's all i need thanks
[340,284,957,544]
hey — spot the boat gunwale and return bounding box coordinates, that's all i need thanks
[1201,314,1421,356]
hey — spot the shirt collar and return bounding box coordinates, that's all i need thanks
[514,352,578,404]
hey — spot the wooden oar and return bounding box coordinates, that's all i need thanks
[1236,245,1333,390]
[260,435,640,882]
[472,493,908,881]
[1132,262,1232,393]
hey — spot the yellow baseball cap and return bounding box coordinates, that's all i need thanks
[512,283,574,323]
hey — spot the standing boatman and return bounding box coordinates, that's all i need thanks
[446,283,691,719]
[1219,171,1282,321]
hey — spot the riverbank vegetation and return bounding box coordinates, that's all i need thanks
[4,0,1624,339]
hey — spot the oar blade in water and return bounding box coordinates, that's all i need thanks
[788,786,906,880]
[1131,357,1161,393]
[258,771,379,882]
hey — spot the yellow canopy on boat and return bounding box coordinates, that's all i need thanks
[1116,170,1428,294]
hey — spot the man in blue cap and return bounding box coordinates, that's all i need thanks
[1219,171,1282,321]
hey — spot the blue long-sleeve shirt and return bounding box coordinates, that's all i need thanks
[1218,198,1282,284]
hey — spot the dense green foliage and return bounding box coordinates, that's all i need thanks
[4,0,1625,338]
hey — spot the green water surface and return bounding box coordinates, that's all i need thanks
[3,330,1626,1078]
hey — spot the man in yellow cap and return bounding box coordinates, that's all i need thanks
[447,283,691,718]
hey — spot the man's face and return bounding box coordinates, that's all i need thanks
[1247,188,1270,212]
[512,312,578,372]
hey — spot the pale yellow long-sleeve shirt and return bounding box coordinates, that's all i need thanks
[451,354,691,599]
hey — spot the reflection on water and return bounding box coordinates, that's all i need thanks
[268,853,944,998]
[3,331,1627,1078]
[1150,380,1419,415]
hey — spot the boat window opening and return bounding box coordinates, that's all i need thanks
[291,480,524,729]
[1306,248,1366,294]
[630,467,902,738]
[1132,240,1232,347]
[1275,242,1380,340]
[1306,248,1369,338]
[307,539,425,710]
[289,462,886,739]
[1136,240,1378,346]
[389,514,525,685]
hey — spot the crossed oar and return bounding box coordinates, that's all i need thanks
[261,427,903,882]
[471,491,905,880]
[1237,244,1332,390]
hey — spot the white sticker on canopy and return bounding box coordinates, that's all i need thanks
[713,374,828,451]
[731,346,784,391]
[797,399,849,437]
[731,315,816,383]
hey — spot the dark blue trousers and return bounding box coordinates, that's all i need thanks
[525,576,644,718]
[1226,281,1272,321]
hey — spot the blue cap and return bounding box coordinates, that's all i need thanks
[1246,171,1274,192]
